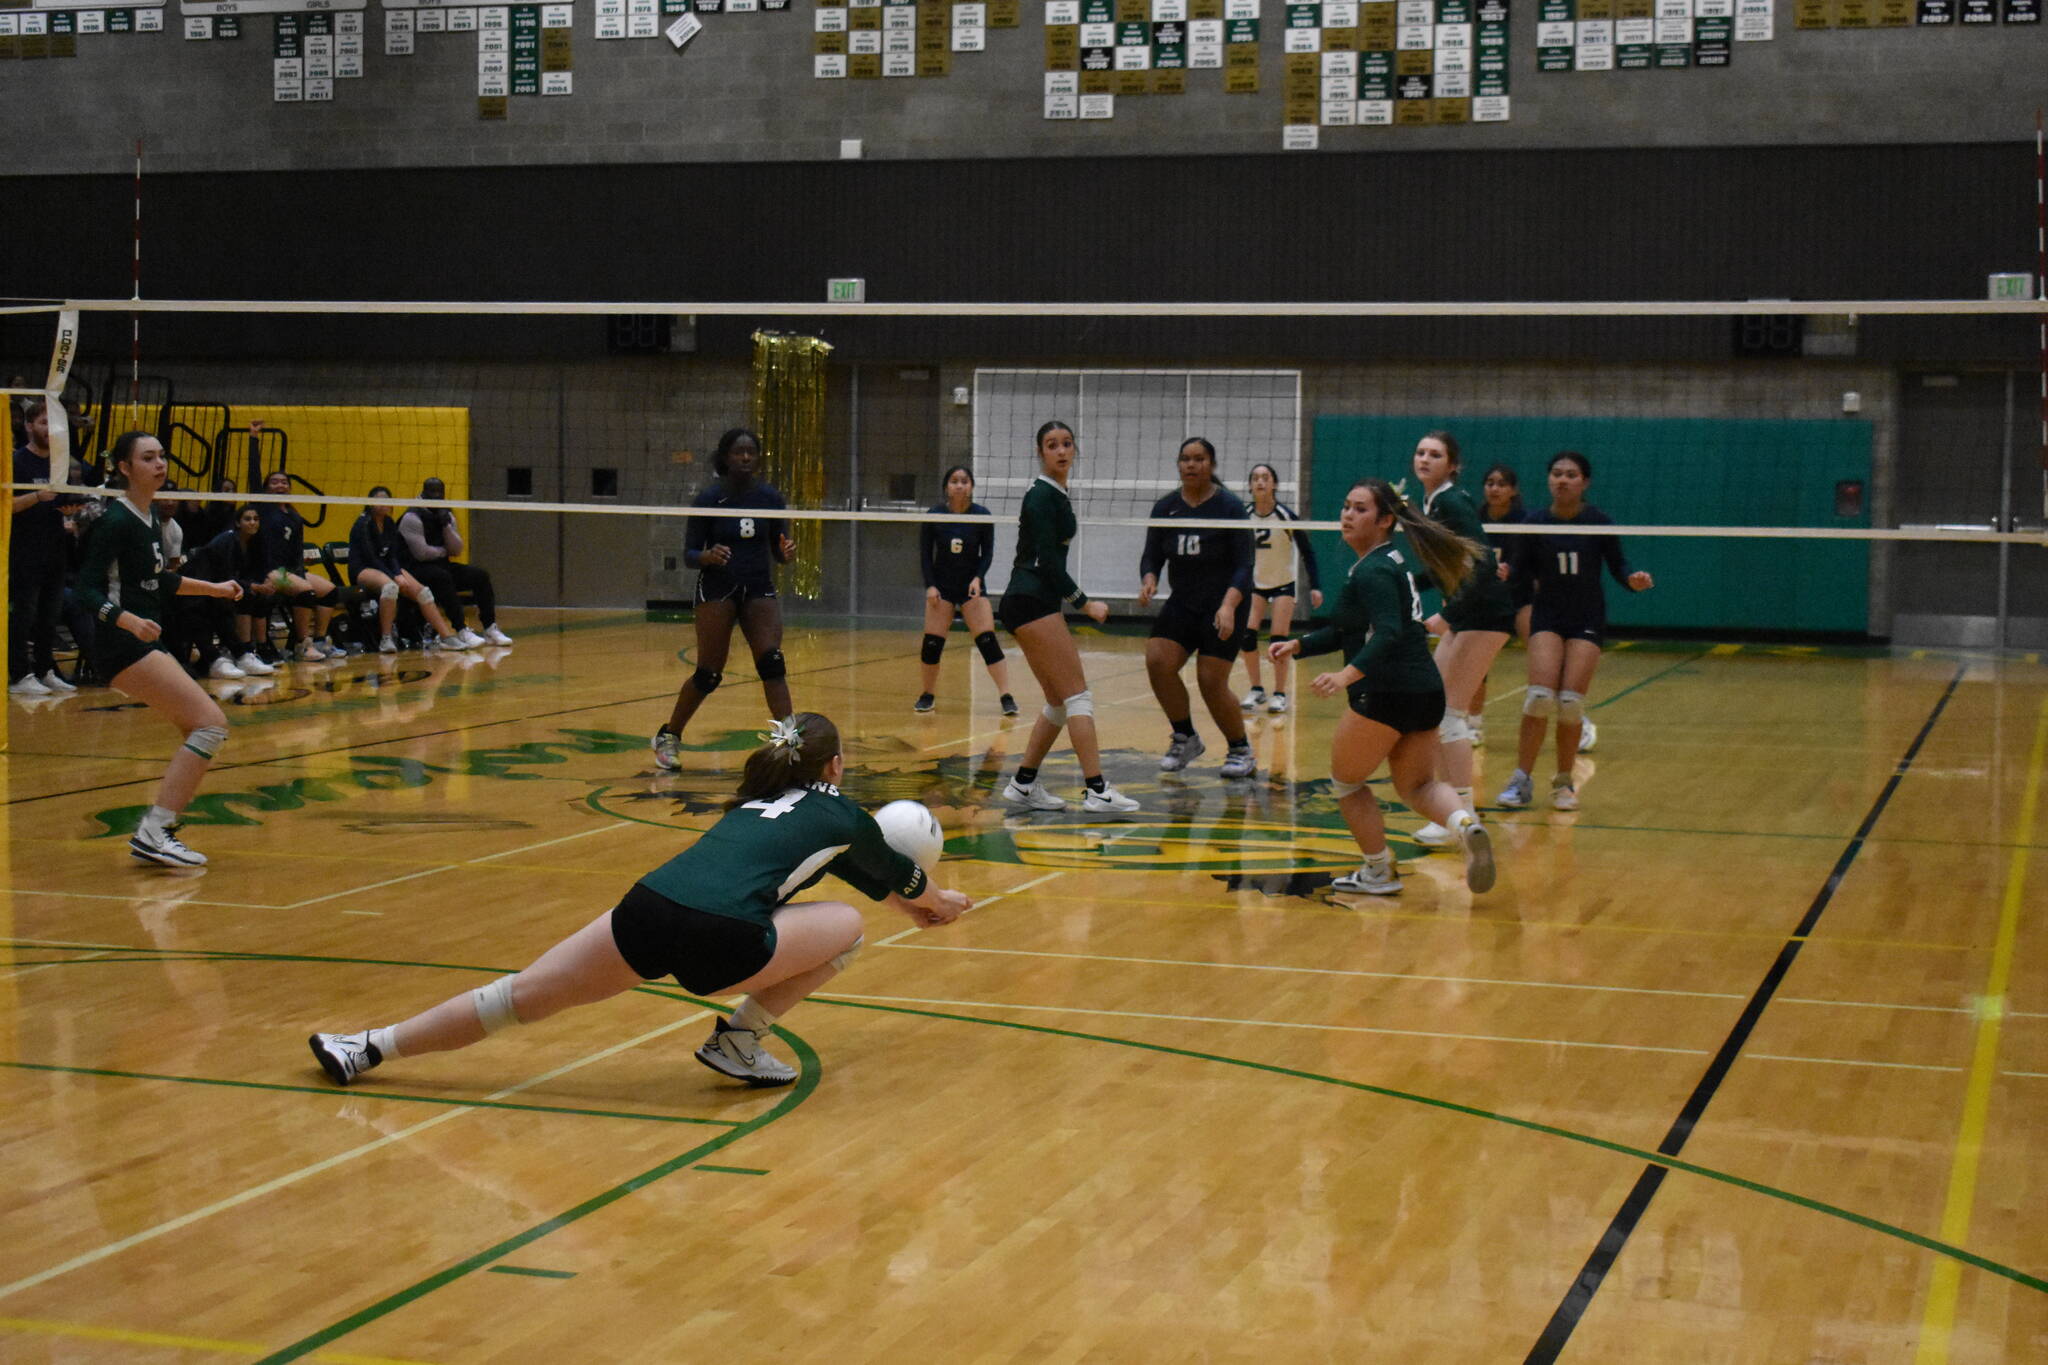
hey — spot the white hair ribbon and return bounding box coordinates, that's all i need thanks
[761,716,804,752]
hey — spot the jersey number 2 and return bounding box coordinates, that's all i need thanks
[743,790,807,819]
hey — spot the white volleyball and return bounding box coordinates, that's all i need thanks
[875,800,945,871]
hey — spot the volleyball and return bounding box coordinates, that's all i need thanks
[874,800,945,871]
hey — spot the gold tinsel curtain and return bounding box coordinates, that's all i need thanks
[749,331,833,600]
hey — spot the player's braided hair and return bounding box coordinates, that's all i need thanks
[729,712,841,808]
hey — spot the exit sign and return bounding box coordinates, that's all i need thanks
[828,278,866,303]
[1988,272,2035,300]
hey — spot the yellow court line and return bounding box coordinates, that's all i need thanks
[0,1313,434,1363]
[1915,694,2047,1365]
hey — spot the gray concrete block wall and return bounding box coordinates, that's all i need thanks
[1,9,2042,175]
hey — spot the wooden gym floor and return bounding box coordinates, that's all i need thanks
[0,612,2043,1363]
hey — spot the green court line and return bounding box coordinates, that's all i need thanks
[483,1266,577,1280]
[255,1014,820,1365]
[1589,648,1713,711]
[694,1165,769,1176]
[809,997,2048,1298]
[0,1061,740,1128]
[9,932,2045,1338]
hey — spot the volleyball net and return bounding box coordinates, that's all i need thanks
[4,296,2044,647]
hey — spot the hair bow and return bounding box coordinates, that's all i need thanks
[761,716,804,752]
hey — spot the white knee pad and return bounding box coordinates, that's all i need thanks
[1330,775,1368,799]
[379,581,399,603]
[1040,702,1067,727]
[1557,691,1586,724]
[470,975,522,1033]
[1438,709,1473,746]
[1523,686,1557,719]
[829,934,864,973]
[415,586,435,606]
[1062,689,1095,719]
[183,724,229,760]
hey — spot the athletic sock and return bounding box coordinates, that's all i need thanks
[1228,738,1251,752]
[1084,775,1107,794]
[729,997,777,1035]
[1449,809,1477,834]
[1362,848,1393,868]
[367,1027,397,1062]
[1015,765,1039,787]
[1455,786,1474,809]
[1170,717,1196,738]
[140,805,175,837]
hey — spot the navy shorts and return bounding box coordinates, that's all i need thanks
[696,574,777,607]
[1149,595,1250,663]
[1528,610,1604,648]
[933,574,979,608]
[1252,581,1297,602]
[609,881,778,994]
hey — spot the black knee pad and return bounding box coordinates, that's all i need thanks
[974,630,1004,666]
[920,633,947,666]
[1234,627,1259,654]
[689,667,723,694]
[754,648,787,682]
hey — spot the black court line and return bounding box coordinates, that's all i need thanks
[1,635,927,808]
[1523,664,1966,1364]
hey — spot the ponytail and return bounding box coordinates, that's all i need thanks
[727,711,842,808]
[1353,478,1483,599]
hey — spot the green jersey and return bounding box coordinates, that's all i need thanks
[1006,476,1086,608]
[637,781,928,930]
[1293,542,1440,692]
[78,497,183,629]
[1419,482,1511,618]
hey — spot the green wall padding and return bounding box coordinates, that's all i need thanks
[1309,416,1873,633]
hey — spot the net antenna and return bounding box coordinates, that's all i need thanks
[132,137,144,409]
[2035,107,2046,517]
[0,307,83,476]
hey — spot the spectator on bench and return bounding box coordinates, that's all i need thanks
[10,399,89,695]
[351,484,464,654]
[179,505,275,680]
[400,476,511,649]
[253,444,340,662]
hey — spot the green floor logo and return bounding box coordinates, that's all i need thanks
[90,728,683,837]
